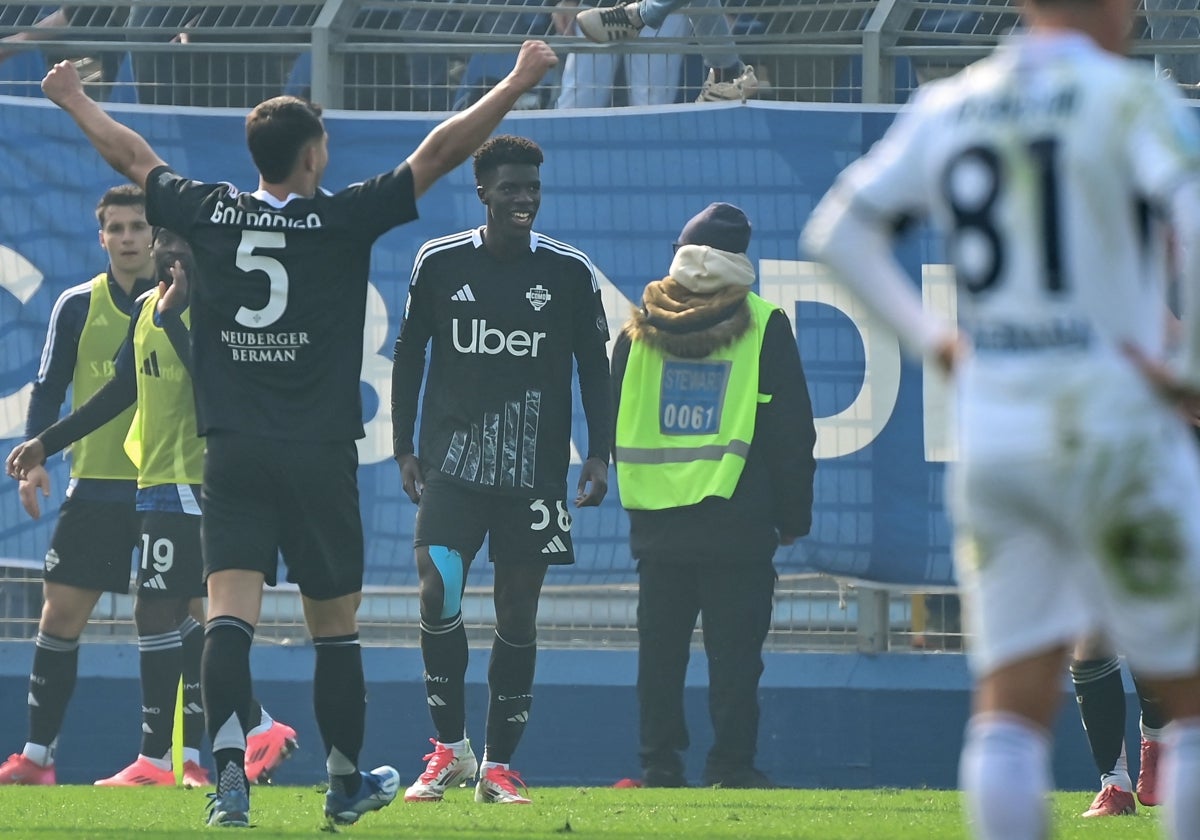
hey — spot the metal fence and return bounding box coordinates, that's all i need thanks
[0,561,963,652]
[0,1,1197,109]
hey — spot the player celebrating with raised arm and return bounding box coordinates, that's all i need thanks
[41,40,559,829]
[802,1,1200,838]
[392,135,611,806]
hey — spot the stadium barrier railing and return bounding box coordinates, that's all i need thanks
[0,1,1195,109]
[0,560,963,652]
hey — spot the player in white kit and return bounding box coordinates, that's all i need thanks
[802,1,1200,838]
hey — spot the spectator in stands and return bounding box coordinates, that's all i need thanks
[1071,636,1167,817]
[611,203,816,788]
[340,3,464,112]
[574,0,759,102]
[554,1,690,108]
[1145,0,1200,96]
[124,4,300,108]
[451,0,555,110]
[40,38,559,827]
[0,5,68,66]
[5,230,299,790]
[392,135,611,806]
[802,1,1200,837]
[0,186,154,787]
[121,3,191,106]
[0,5,127,91]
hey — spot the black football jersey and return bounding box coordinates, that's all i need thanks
[144,164,418,441]
[395,228,610,496]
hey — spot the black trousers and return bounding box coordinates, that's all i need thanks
[636,558,776,778]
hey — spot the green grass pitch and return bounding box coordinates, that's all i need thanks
[0,785,1165,839]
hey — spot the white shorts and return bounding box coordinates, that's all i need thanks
[949,404,1200,679]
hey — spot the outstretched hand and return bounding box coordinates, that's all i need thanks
[18,466,51,520]
[41,59,84,107]
[509,40,558,92]
[6,438,46,480]
[575,456,608,507]
[157,259,189,316]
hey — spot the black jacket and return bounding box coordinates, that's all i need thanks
[611,282,817,565]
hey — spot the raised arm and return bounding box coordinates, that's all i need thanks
[41,60,167,190]
[406,40,557,198]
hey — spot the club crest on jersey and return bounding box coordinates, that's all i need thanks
[526,284,551,311]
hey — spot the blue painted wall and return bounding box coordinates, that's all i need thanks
[0,643,1139,792]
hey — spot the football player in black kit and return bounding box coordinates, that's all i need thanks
[392,135,612,805]
[41,40,560,829]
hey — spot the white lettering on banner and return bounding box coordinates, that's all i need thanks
[342,261,961,467]
[357,281,394,464]
[759,259,957,462]
[0,246,43,438]
[921,264,958,463]
[0,251,954,467]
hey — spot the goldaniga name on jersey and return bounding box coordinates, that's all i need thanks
[221,329,310,363]
[970,317,1092,353]
[208,200,323,230]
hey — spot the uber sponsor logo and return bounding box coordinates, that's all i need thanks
[452,318,546,357]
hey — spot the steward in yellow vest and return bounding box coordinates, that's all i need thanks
[610,203,816,790]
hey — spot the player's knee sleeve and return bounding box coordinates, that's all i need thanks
[428,546,464,620]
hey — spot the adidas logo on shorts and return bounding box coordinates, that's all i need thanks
[142,574,168,591]
[541,536,568,554]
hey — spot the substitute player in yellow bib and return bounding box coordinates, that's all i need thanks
[8,229,299,789]
[0,186,152,785]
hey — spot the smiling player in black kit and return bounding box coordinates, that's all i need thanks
[392,135,612,805]
[41,39,561,829]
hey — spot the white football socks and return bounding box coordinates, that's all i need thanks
[959,712,1051,840]
[1163,718,1200,840]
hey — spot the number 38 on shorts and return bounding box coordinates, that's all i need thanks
[518,498,575,561]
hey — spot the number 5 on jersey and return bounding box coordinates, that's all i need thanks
[235,230,288,327]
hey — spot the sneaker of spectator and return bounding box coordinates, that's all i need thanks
[696,64,758,102]
[576,2,644,42]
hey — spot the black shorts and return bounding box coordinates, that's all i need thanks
[201,432,364,601]
[414,470,575,565]
[45,496,138,594]
[136,511,206,600]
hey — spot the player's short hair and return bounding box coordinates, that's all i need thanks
[152,227,187,251]
[246,95,325,184]
[95,184,145,227]
[473,135,544,183]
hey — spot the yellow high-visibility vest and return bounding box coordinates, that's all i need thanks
[615,293,779,510]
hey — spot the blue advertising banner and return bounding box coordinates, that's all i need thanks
[0,97,954,588]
